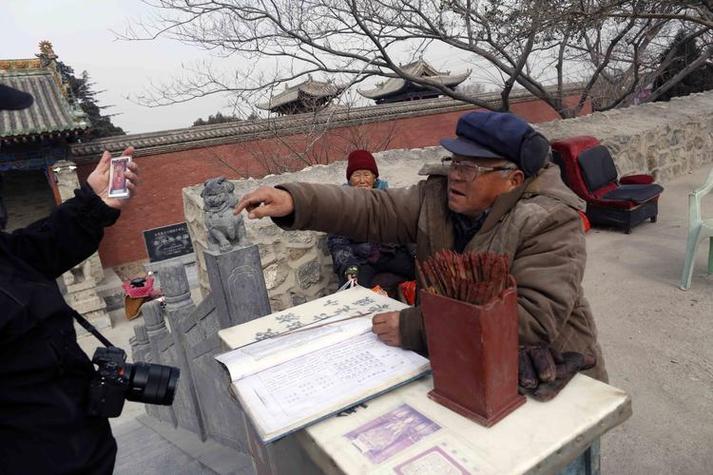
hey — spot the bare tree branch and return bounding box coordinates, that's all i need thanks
[119,0,712,119]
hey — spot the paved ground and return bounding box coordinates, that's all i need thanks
[76,165,713,474]
[77,296,255,475]
[586,165,713,475]
[112,417,216,475]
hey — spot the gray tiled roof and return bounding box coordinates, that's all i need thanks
[0,68,89,140]
[257,78,345,110]
[359,60,471,99]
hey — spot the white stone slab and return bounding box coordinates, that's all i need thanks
[218,287,631,475]
[299,374,631,475]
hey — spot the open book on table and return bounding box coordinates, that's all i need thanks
[215,286,431,444]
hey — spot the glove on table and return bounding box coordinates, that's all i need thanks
[518,345,596,402]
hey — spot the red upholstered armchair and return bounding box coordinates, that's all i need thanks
[550,136,664,234]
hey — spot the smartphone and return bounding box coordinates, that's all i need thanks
[108,156,131,199]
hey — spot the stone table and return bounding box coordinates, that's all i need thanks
[218,292,632,475]
[297,374,630,474]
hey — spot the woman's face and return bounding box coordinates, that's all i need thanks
[350,169,376,189]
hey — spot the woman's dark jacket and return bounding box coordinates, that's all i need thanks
[326,179,412,279]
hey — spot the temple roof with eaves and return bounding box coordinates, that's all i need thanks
[257,77,345,114]
[358,60,471,102]
[0,45,89,143]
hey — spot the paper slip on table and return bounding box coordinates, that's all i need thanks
[295,374,631,475]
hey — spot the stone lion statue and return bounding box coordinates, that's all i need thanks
[201,177,247,252]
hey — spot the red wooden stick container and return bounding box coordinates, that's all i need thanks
[421,279,525,427]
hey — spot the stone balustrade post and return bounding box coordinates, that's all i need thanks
[53,160,110,330]
[204,244,271,328]
[129,324,160,419]
[158,263,207,440]
[141,301,179,427]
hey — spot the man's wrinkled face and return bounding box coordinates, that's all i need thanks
[446,155,524,216]
[350,169,376,189]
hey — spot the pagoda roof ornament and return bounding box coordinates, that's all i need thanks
[37,41,58,64]
[0,43,89,142]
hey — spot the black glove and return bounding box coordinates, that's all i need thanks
[518,345,596,402]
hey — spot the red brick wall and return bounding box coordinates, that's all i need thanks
[82,97,591,267]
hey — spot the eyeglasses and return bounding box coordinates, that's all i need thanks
[441,158,517,181]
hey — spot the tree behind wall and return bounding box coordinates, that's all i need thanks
[192,111,259,126]
[56,62,126,139]
[653,31,713,102]
[125,1,713,120]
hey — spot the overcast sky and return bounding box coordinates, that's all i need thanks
[2,0,492,136]
[2,0,238,134]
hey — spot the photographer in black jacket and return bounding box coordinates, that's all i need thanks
[0,84,140,474]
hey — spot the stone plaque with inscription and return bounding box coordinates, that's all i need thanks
[143,222,195,263]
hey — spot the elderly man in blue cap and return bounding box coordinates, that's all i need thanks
[236,111,607,396]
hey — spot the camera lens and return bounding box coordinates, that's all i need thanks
[125,362,180,405]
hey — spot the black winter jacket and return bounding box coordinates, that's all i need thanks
[0,184,120,475]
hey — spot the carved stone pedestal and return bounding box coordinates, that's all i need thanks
[63,260,111,333]
[52,159,112,333]
[204,245,271,328]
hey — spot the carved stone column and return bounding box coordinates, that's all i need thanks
[201,176,270,327]
[141,301,179,427]
[53,160,104,283]
[128,324,156,415]
[53,160,111,330]
[159,263,207,439]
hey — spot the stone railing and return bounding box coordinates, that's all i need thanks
[184,90,713,309]
[538,91,713,181]
[131,198,342,473]
[130,237,271,454]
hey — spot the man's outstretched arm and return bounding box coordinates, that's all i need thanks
[236,182,424,245]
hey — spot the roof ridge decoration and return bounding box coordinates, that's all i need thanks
[0,41,90,142]
[36,41,74,104]
[0,58,43,71]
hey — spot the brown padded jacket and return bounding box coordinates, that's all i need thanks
[276,163,607,382]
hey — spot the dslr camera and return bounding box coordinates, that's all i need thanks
[88,346,180,418]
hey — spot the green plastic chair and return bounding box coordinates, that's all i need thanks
[680,168,713,290]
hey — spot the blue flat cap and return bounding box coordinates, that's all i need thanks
[440,111,550,177]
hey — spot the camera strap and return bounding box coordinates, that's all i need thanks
[72,310,115,348]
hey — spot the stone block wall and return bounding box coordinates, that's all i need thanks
[184,91,713,310]
[538,91,713,181]
[183,147,441,310]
